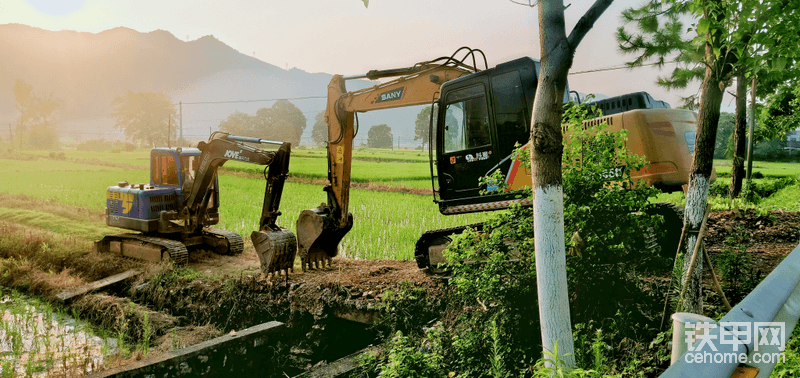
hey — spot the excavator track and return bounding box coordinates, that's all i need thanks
[204,228,244,255]
[414,223,484,275]
[95,233,189,265]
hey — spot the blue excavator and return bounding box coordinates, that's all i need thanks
[94,132,297,275]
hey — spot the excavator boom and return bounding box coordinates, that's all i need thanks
[296,51,479,270]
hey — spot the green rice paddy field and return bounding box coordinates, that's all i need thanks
[0,148,484,260]
[3,148,800,260]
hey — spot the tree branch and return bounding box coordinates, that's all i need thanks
[567,0,614,50]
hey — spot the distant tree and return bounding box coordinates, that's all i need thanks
[261,99,307,145]
[367,124,393,148]
[219,111,255,136]
[311,111,327,146]
[26,92,63,150]
[221,100,307,146]
[112,91,177,148]
[11,80,62,150]
[414,106,432,150]
[13,79,33,141]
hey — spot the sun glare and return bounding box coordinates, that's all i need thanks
[26,0,85,16]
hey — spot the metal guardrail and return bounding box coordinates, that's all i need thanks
[659,242,800,377]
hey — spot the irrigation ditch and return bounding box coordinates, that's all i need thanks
[0,208,798,376]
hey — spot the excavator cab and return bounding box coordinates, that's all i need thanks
[432,57,568,215]
[150,148,220,224]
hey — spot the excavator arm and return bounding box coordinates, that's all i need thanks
[296,52,480,270]
[185,132,297,274]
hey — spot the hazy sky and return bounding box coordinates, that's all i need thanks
[0,0,736,111]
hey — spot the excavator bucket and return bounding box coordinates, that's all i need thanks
[251,228,297,276]
[296,205,353,271]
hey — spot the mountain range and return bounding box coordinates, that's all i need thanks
[0,24,420,146]
[0,24,610,148]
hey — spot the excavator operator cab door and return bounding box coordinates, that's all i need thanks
[433,57,539,215]
[150,149,220,218]
[151,150,182,189]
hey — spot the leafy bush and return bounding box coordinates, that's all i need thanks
[366,101,670,376]
[708,177,798,203]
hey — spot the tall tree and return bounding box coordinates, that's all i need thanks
[367,124,393,148]
[529,0,613,367]
[414,106,432,150]
[729,74,749,197]
[311,111,328,146]
[112,91,177,148]
[620,0,799,200]
[616,0,798,312]
[219,111,255,136]
[264,99,307,145]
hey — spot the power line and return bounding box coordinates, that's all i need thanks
[178,95,326,105]
[570,60,679,75]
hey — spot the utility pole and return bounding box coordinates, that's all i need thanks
[168,115,171,148]
[179,101,183,147]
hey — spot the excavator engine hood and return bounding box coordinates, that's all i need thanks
[296,204,353,270]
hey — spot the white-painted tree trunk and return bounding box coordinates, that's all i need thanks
[533,185,575,367]
[681,174,710,313]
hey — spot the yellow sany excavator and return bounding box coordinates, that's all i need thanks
[292,47,708,274]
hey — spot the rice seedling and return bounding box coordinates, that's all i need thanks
[0,288,116,377]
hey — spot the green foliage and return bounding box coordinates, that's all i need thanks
[414,106,432,150]
[11,80,63,150]
[773,326,800,377]
[367,124,394,148]
[112,91,177,148]
[218,100,307,146]
[376,331,446,378]
[560,102,666,325]
[77,139,137,152]
[311,110,327,146]
[708,177,798,205]
[365,101,668,376]
[713,234,760,303]
[714,112,735,159]
[758,83,800,142]
[378,281,441,338]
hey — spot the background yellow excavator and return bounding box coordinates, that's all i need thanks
[292,47,709,275]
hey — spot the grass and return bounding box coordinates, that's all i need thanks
[1,149,799,262]
[0,154,484,261]
[219,176,488,260]
[223,156,432,186]
[713,159,800,178]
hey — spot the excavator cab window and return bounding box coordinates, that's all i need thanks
[491,71,529,148]
[151,152,180,187]
[443,84,491,153]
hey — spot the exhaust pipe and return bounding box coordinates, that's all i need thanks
[296,204,353,271]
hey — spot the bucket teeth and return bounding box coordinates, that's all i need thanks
[300,248,333,271]
[251,228,297,276]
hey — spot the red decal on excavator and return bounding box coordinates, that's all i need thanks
[505,145,529,188]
